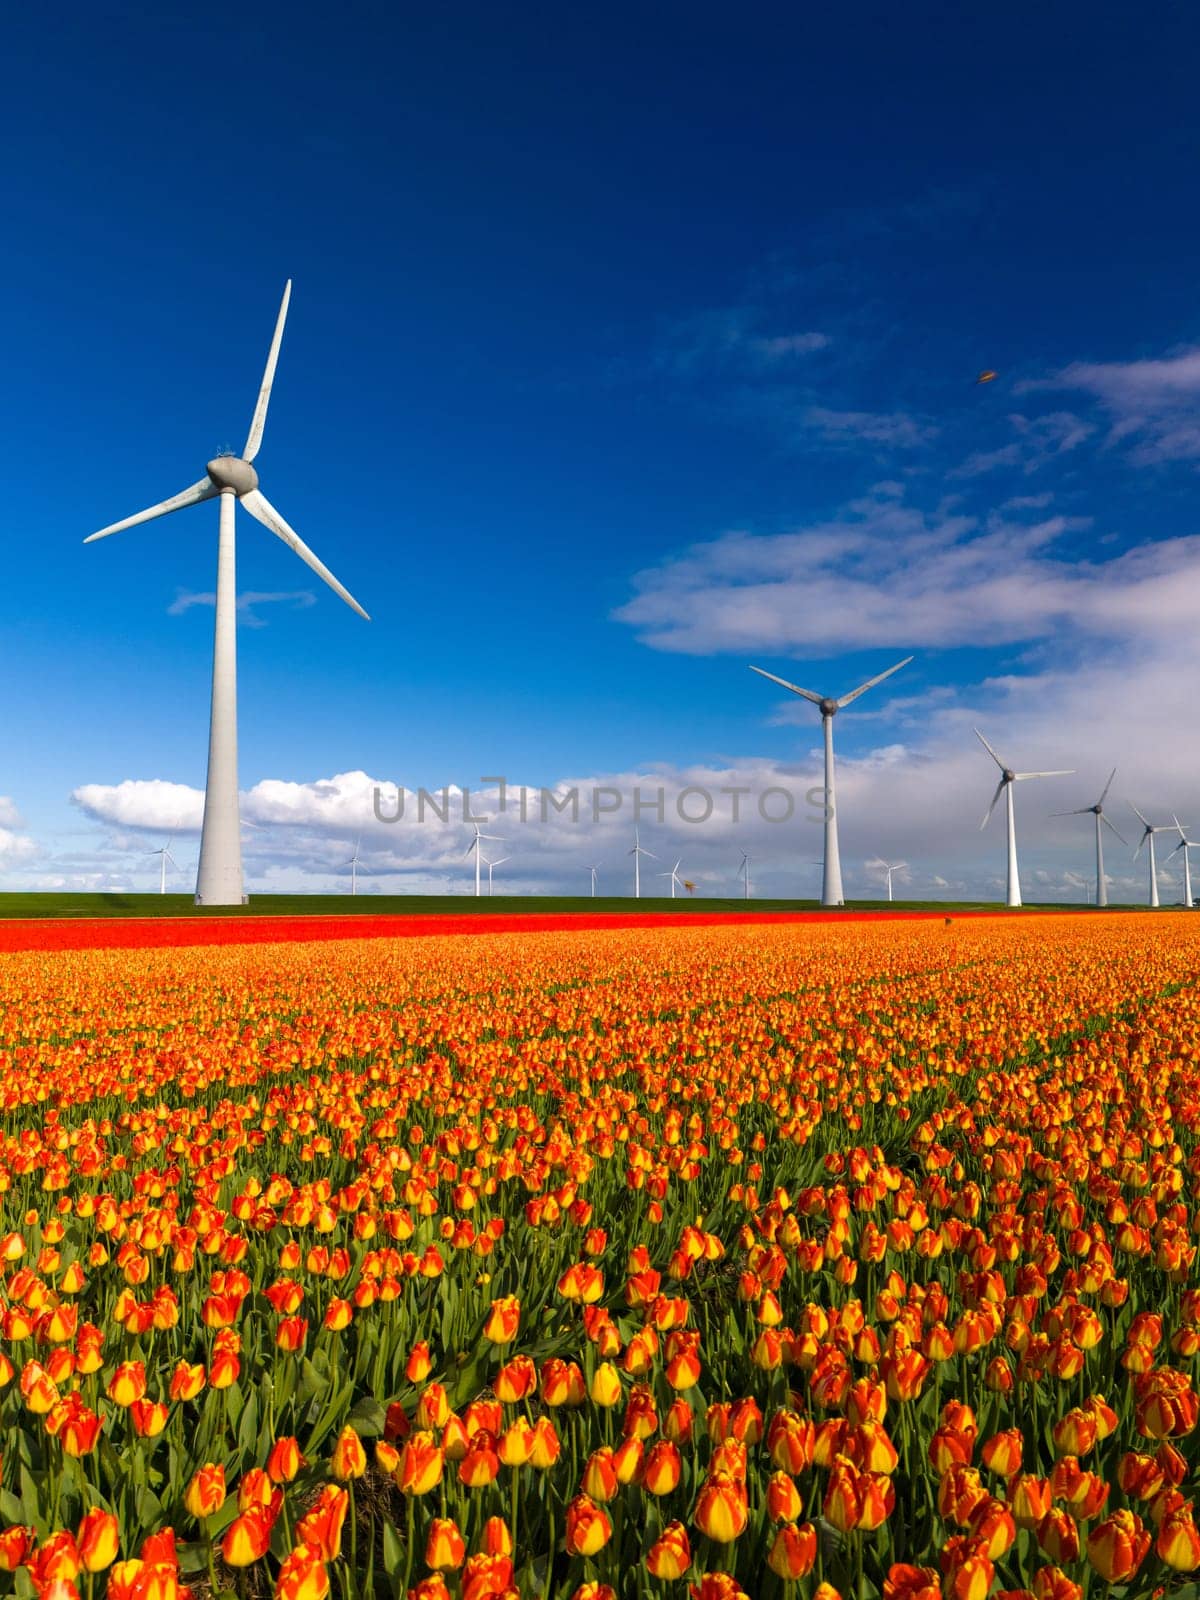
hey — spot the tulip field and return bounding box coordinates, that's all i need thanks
[2,911,1200,1600]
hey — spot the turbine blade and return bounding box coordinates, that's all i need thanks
[974,728,1006,770]
[1050,809,1091,817]
[1014,770,1074,780]
[243,280,292,463]
[240,489,370,619]
[1098,767,1117,806]
[981,776,1005,830]
[748,665,823,704]
[85,477,218,542]
[1101,816,1127,846]
[1130,802,1151,828]
[836,654,913,708]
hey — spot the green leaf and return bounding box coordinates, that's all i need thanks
[382,1519,406,1579]
[0,1489,25,1525]
[237,1389,261,1461]
[346,1396,386,1438]
[135,1483,165,1528]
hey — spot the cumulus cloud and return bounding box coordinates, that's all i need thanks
[72,779,205,833]
[0,797,37,871]
[612,483,1200,656]
[168,590,316,627]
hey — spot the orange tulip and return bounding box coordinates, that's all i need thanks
[565,1494,613,1556]
[1087,1509,1151,1582]
[768,1521,817,1579]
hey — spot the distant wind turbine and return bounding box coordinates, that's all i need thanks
[1051,769,1125,908]
[587,865,599,898]
[465,823,504,897]
[877,860,907,903]
[85,281,369,907]
[343,837,363,896]
[658,860,684,898]
[1131,805,1175,908]
[976,729,1073,908]
[1170,816,1198,908]
[149,838,178,896]
[750,655,912,906]
[483,854,510,897]
[629,829,656,899]
[739,851,751,901]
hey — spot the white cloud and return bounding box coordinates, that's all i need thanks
[612,484,1200,656]
[72,778,205,833]
[951,412,1093,478]
[0,797,37,872]
[1024,347,1200,464]
[655,307,829,376]
[801,406,937,449]
[168,590,316,627]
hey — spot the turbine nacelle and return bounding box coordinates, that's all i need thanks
[206,455,259,495]
[819,697,839,717]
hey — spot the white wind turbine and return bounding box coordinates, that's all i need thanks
[483,854,510,896]
[149,838,179,896]
[658,860,684,898]
[1170,816,1198,908]
[587,865,599,898]
[1131,805,1175,908]
[976,730,1073,908]
[750,655,912,907]
[1051,769,1125,908]
[85,281,369,907]
[343,837,363,897]
[877,860,907,903]
[738,851,751,901]
[465,823,504,898]
[630,829,656,899]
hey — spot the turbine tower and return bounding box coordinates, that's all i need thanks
[465,823,504,897]
[629,829,656,899]
[86,282,369,907]
[1170,817,1198,908]
[1131,805,1174,908]
[739,851,751,901]
[976,730,1073,908]
[658,860,683,898]
[149,838,178,896]
[878,860,907,903]
[1051,769,1125,908]
[750,655,912,907]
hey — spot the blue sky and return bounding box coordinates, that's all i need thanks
[5,1,1200,899]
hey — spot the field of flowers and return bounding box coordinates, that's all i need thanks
[0,912,1198,1600]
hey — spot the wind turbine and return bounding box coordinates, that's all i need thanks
[85,281,369,907]
[343,837,363,897]
[739,851,751,901]
[465,823,504,897]
[1170,816,1198,908]
[658,860,683,898]
[587,865,599,898]
[1051,769,1125,908]
[149,838,178,896]
[629,829,656,899]
[976,730,1073,908]
[1131,805,1175,908]
[877,860,907,903]
[483,854,510,896]
[750,655,912,907]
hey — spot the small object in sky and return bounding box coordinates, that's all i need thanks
[975,369,998,385]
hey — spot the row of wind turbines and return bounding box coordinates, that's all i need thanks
[86,280,1189,910]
